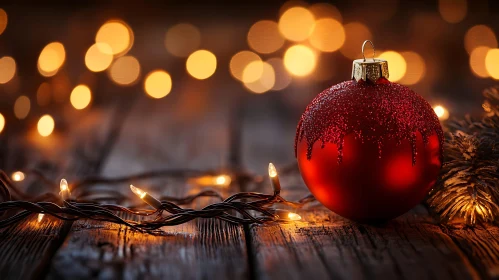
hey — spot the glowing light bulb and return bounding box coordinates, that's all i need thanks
[130,185,147,199]
[288,212,302,221]
[60,179,69,192]
[37,213,44,223]
[60,178,70,200]
[268,163,277,178]
[11,171,25,182]
[268,162,281,193]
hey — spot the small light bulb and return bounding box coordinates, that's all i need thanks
[11,171,25,182]
[60,179,69,192]
[37,213,45,223]
[130,185,147,199]
[288,212,302,221]
[59,178,71,200]
[268,163,277,178]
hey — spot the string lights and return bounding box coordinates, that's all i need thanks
[0,163,312,235]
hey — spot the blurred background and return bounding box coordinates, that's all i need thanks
[0,0,498,174]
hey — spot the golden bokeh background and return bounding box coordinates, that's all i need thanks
[0,0,497,137]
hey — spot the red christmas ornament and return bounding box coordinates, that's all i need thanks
[295,41,443,222]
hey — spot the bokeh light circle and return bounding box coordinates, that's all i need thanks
[309,18,345,52]
[0,9,7,35]
[0,56,16,84]
[378,51,406,82]
[186,50,217,80]
[433,105,449,120]
[438,0,467,23]
[278,7,315,42]
[284,44,317,77]
[309,3,342,22]
[85,43,114,72]
[340,22,372,59]
[14,96,30,119]
[242,60,264,83]
[165,23,201,57]
[464,25,497,54]
[399,52,426,85]
[37,115,55,137]
[0,113,4,134]
[144,70,172,99]
[70,85,92,110]
[469,46,490,78]
[109,56,141,85]
[485,48,499,80]
[244,62,275,94]
[267,58,292,91]
[247,20,284,54]
[96,20,134,56]
[38,42,65,77]
[229,51,261,81]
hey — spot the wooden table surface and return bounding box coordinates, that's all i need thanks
[0,91,498,280]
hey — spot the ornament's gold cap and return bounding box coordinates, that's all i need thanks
[351,40,389,83]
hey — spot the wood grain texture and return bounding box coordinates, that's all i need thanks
[443,224,499,279]
[0,106,128,279]
[47,95,249,279]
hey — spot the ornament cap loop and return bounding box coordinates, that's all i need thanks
[362,40,376,61]
[352,40,389,83]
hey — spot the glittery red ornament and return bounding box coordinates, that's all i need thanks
[295,47,443,222]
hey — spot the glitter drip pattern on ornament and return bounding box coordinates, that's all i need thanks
[294,79,444,164]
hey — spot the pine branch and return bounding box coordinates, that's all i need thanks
[428,131,499,225]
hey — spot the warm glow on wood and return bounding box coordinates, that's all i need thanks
[287,212,302,221]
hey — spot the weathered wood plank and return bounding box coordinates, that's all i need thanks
[246,176,480,280]
[0,106,128,280]
[240,97,485,280]
[47,93,249,279]
[443,224,499,279]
